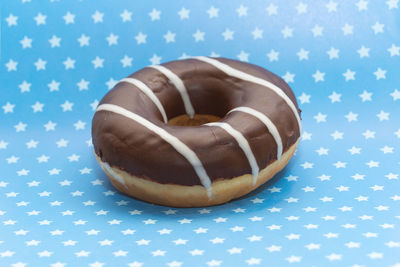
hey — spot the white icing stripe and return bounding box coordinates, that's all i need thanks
[149,65,195,118]
[96,104,212,197]
[99,161,126,187]
[205,122,259,185]
[120,78,168,123]
[194,56,302,132]
[228,106,283,160]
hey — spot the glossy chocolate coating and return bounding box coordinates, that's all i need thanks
[92,58,301,186]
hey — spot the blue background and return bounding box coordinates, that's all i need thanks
[1,0,400,266]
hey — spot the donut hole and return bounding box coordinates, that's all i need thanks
[168,114,221,126]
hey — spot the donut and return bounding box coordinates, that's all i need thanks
[92,57,301,207]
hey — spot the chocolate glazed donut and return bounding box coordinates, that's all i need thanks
[92,57,302,207]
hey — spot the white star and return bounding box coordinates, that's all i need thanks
[366,160,379,168]
[297,48,309,60]
[62,240,77,246]
[210,237,225,244]
[20,36,32,49]
[266,245,281,252]
[50,229,64,236]
[345,111,358,122]
[388,44,400,56]
[120,9,132,22]
[106,78,117,90]
[189,249,204,256]
[149,54,162,65]
[282,72,295,83]
[48,168,61,175]
[327,47,339,59]
[6,155,19,164]
[266,4,278,15]
[222,28,234,41]
[90,100,99,111]
[34,58,47,71]
[2,102,15,113]
[362,130,375,139]
[312,70,325,82]
[385,173,398,180]
[135,32,147,44]
[0,140,8,150]
[44,121,56,131]
[372,22,384,34]
[251,27,263,39]
[286,233,300,240]
[92,56,104,69]
[233,208,246,213]
[329,91,341,103]
[324,232,339,238]
[48,80,60,92]
[296,2,308,14]
[167,261,182,267]
[172,238,187,245]
[342,23,354,35]
[326,0,338,12]
[359,90,372,102]
[135,239,150,246]
[367,252,383,259]
[77,34,90,46]
[386,241,400,247]
[268,207,281,213]
[302,186,315,192]
[26,139,38,149]
[193,227,208,234]
[164,31,176,43]
[237,50,249,62]
[281,26,293,38]
[343,69,356,81]
[286,256,301,263]
[75,250,90,257]
[61,101,73,112]
[230,226,244,232]
[34,13,46,25]
[251,198,264,204]
[48,35,61,48]
[193,30,205,42]
[356,0,368,10]
[247,235,262,241]
[26,240,41,246]
[355,195,369,201]
[14,122,27,132]
[246,258,261,265]
[98,239,113,246]
[63,12,75,24]
[89,262,104,267]
[285,197,299,202]
[206,260,222,266]
[38,250,53,257]
[37,155,49,163]
[149,8,161,21]
[345,242,360,248]
[311,24,323,37]
[31,101,44,112]
[163,209,177,215]
[92,11,104,23]
[77,79,89,91]
[236,5,248,17]
[364,232,378,238]
[5,59,18,71]
[333,161,347,168]
[298,92,310,104]
[5,13,18,26]
[119,55,133,68]
[106,33,119,46]
[266,49,279,62]
[207,6,219,18]
[320,196,333,202]
[357,45,370,58]
[305,243,320,250]
[301,131,312,140]
[326,253,342,261]
[143,218,157,224]
[113,250,128,257]
[268,186,282,192]
[374,67,387,80]
[227,247,242,254]
[391,89,400,101]
[178,7,190,19]
[19,81,31,93]
[152,250,166,256]
[396,129,400,138]
[63,57,75,70]
[336,186,350,192]
[376,110,389,121]
[56,138,68,147]
[380,146,394,154]
[387,0,399,9]
[322,215,336,221]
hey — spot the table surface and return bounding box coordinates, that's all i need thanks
[1,1,400,266]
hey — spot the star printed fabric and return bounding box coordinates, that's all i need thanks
[1,1,400,267]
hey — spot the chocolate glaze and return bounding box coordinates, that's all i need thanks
[92,58,301,186]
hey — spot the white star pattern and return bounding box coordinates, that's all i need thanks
[1,2,399,267]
